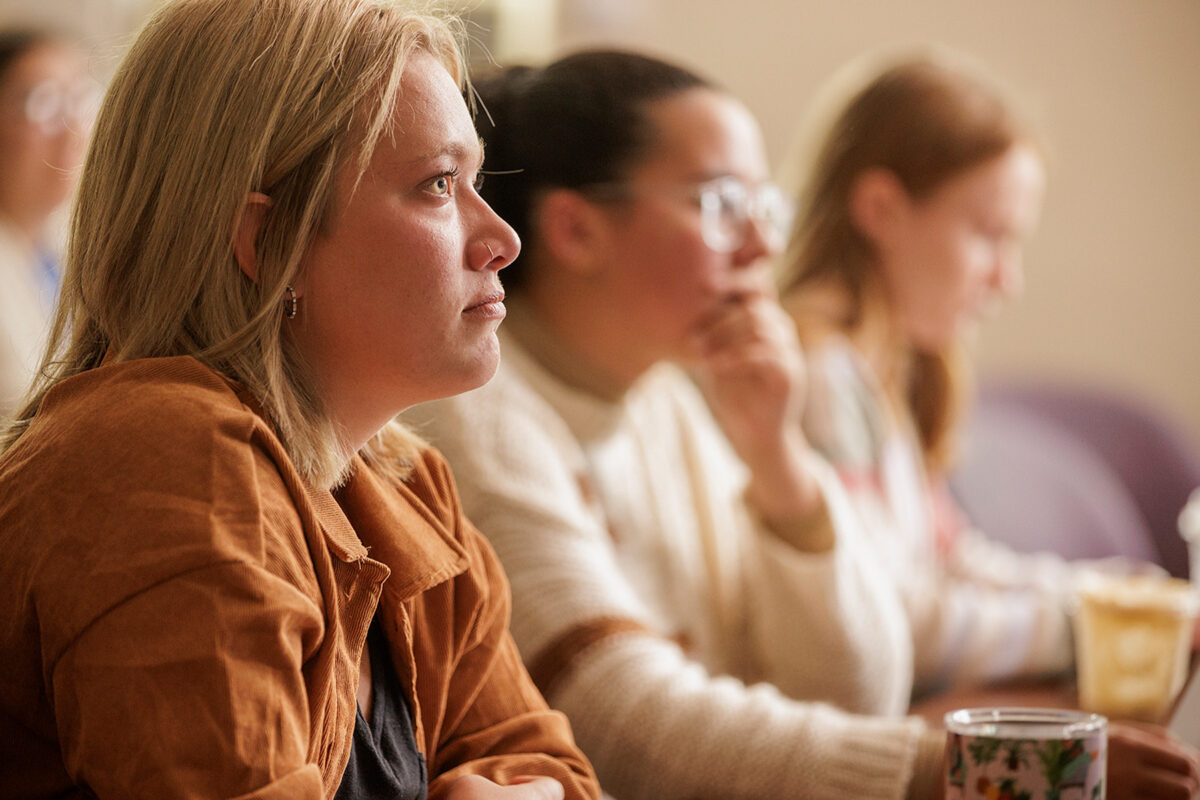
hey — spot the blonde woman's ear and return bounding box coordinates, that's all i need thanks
[233,192,274,282]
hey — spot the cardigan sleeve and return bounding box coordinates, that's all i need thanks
[657,370,915,719]
[740,451,916,717]
[405,375,935,800]
[800,339,1076,691]
[920,522,1076,685]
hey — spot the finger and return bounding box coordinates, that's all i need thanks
[693,289,778,332]
[508,776,564,800]
[696,303,795,360]
[1140,742,1200,776]
[692,301,756,348]
[507,775,557,785]
[695,342,791,383]
[1112,720,1173,737]
[723,269,776,302]
[1113,724,1200,775]
[1131,767,1200,800]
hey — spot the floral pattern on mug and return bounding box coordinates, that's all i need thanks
[945,709,1106,800]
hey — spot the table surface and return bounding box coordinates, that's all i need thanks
[912,649,1200,727]
[910,677,1088,727]
[909,672,1186,728]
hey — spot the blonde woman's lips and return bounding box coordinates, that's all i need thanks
[464,291,506,319]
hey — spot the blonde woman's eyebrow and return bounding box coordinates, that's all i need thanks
[407,140,484,169]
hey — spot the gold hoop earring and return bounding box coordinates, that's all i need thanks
[284,285,298,319]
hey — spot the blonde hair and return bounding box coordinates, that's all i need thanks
[779,47,1038,472]
[3,0,466,488]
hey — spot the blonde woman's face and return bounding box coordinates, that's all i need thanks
[292,51,520,447]
[877,144,1045,351]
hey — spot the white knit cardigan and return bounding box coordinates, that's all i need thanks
[800,335,1077,695]
[404,324,943,800]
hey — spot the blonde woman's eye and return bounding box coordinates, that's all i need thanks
[425,169,458,196]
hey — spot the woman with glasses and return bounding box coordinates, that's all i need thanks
[0,27,95,414]
[405,49,949,799]
[779,48,1199,798]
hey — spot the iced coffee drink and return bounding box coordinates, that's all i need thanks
[1074,574,1199,721]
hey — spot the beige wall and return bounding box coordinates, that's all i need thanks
[0,0,150,67]
[547,0,1200,443]
[5,0,1198,443]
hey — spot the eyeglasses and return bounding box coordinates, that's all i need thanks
[583,175,795,254]
[3,78,101,135]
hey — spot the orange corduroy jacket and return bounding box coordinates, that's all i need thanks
[0,356,599,800]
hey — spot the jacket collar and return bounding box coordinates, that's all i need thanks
[313,454,468,601]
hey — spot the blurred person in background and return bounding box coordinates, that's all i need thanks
[779,47,1199,798]
[410,45,1200,800]
[0,26,94,413]
[406,48,951,799]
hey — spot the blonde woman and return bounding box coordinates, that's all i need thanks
[780,49,1199,798]
[0,1,598,798]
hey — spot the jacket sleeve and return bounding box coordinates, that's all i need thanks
[24,376,333,800]
[404,451,601,800]
[50,560,327,800]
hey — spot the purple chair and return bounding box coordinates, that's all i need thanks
[949,381,1200,578]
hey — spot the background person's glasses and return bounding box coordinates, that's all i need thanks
[3,79,101,136]
[584,176,795,254]
[694,176,793,254]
